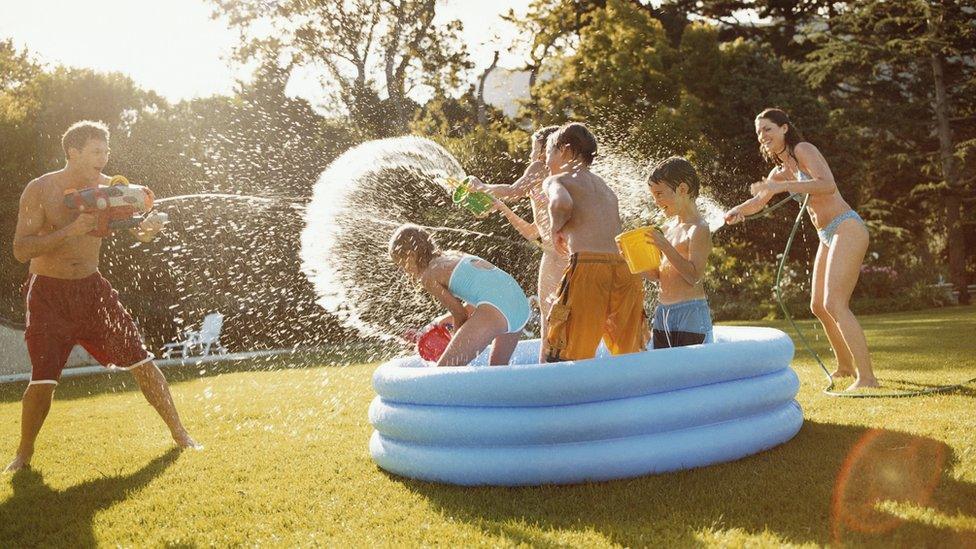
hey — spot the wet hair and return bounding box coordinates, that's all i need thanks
[532,125,560,148]
[388,224,439,271]
[755,108,805,166]
[549,122,597,165]
[62,120,110,159]
[648,156,701,198]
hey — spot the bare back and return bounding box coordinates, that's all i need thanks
[546,170,622,254]
[16,171,106,279]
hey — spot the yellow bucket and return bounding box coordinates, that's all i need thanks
[615,227,661,274]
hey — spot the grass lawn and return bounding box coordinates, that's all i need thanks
[1,306,974,547]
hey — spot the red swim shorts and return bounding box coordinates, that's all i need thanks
[23,273,151,384]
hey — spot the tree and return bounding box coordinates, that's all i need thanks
[643,0,849,57]
[803,0,975,303]
[0,39,41,326]
[526,0,680,140]
[209,0,472,136]
[0,39,40,92]
[501,0,582,121]
[476,51,500,127]
[0,61,159,324]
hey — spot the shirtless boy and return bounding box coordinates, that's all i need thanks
[641,157,713,348]
[543,122,648,361]
[6,120,198,472]
[468,125,566,360]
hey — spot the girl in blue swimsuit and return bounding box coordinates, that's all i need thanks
[389,224,531,367]
[724,108,878,390]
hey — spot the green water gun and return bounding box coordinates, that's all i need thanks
[444,176,493,218]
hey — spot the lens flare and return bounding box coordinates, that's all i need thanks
[831,429,947,543]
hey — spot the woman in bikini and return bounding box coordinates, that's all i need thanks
[724,108,879,390]
[470,126,569,361]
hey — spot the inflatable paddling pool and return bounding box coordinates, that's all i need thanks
[369,325,802,486]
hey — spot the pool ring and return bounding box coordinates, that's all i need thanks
[369,325,802,486]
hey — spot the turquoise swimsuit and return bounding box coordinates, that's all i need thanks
[795,170,865,246]
[448,255,531,333]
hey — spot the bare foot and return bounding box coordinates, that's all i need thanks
[174,434,203,451]
[846,377,880,390]
[831,369,856,379]
[4,454,31,473]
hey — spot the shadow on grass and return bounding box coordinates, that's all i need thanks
[0,347,386,404]
[389,422,976,546]
[876,379,976,398]
[0,449,180,546]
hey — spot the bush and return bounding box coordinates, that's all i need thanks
[705,242,809,321]
[856,265,899,298]
[704,242,954,322]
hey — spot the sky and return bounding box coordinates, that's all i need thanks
[0,0,530,104]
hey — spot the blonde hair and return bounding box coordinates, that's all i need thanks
[389,224,439,271]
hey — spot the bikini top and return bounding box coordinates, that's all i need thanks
[789,169,812,204]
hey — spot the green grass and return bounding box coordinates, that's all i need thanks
[1,307,975,547]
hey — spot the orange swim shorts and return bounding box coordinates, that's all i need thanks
[544,252,649,362]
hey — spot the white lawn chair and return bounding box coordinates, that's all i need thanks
[161,313,228,358]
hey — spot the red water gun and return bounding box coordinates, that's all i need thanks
[62,175,156,237]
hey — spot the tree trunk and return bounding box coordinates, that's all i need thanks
[477,51,500,127]
[930,51,969,304]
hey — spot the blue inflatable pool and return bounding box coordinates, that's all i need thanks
[369,325,802,486]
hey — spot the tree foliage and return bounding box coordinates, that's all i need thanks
[802,0,976,299]
[1,0,972,344]
[209,0,472,135]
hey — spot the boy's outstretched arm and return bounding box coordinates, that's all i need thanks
[651,226,711,286]
[493,199,540,241]
[471,161,547,201]
[508,160,548,197]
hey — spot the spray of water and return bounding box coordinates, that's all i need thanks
[156,193,276,205]
[299,136,732,342]
[300,136,540,340]
[697,195,728,232]
[593,146,727,232]
[109,191,332,353]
